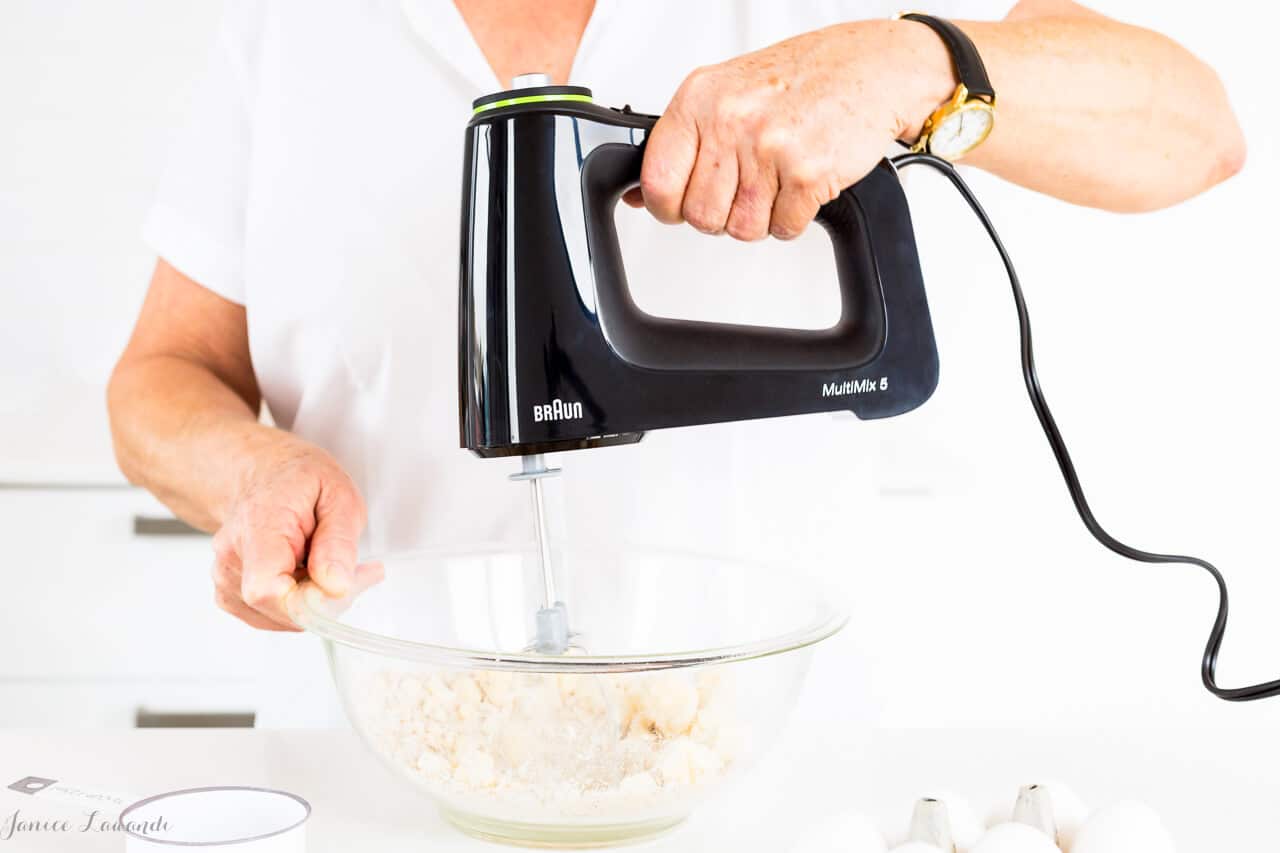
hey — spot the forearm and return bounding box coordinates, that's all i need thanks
[107,356,273,532]
[945,10,1244,211]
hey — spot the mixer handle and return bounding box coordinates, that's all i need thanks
[580,141,892,372]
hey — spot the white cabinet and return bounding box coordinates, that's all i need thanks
[0,681,262,729]
[0,487,299,726]
[0,488,267,680]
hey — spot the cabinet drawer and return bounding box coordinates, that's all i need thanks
[0,679,261,728]
[0,489,294,680]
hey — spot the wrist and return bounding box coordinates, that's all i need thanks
[884,18,961,142]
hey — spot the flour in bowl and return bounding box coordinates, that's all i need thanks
[353,667,747,819]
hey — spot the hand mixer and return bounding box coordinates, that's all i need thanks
[459,75,1280,700]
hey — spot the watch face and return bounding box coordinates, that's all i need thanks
[929,105,994,160]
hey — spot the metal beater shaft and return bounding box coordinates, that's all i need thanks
[511,454,569,653]
[524,454,558,607]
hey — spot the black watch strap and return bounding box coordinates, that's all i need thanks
[900,13,995,101]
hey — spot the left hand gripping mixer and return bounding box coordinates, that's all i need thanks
[458,76,1280,702]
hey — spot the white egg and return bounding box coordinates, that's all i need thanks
[991,782,1087,821]
[1040,783,1089,850]
[1071,802,1175,853]
[918,792,985,852]
[891,845,946,853]
[789,813,888,853]
[971,823,1060,853]
[1000,781,1089,849]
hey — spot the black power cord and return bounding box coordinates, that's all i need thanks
[892,151,1278,702]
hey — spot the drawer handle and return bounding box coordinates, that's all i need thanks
[135,710,255,728]
[132,515,205,537]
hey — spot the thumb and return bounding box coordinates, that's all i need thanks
[291,560,386,622]
[306,478,366,597]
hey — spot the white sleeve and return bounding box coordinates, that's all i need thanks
[142,1,262,305]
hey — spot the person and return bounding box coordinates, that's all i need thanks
[107,0,1243,722]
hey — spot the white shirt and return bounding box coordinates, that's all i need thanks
[145,0,1016,726]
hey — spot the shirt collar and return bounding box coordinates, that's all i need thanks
[400,0,500,95]
[400,0,616,97]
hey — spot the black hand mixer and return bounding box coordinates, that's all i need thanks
[458,75,1277,700]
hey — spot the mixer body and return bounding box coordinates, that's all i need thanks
[458,83,940,458]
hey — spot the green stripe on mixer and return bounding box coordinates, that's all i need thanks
[473,93,594,114]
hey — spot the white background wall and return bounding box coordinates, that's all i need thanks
[0,1,223,482]
[0,1,1277,731]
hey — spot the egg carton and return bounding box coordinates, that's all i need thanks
[793,783,1176,853]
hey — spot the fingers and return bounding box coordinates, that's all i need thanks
[645,58,880,243]
[640,107,699,224]
[306,479,366,598]
[215,585,299,632]
[726,148,778,242]
[770,167,830,241]
[681,142,739,234]
[210,536,299,631]
[239,526,302,628]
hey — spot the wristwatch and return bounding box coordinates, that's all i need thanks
[896,12,997,160]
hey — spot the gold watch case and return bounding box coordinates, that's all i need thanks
[910,83,997,160]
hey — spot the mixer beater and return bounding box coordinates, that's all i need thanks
[510,454,575,655]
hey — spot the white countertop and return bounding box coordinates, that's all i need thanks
[1,722,1274,852]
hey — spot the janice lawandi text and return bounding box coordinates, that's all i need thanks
[1,809,169,841]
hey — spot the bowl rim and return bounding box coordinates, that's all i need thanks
[289,542,849,673]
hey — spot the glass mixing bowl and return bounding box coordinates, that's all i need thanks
[290,544,846,848]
